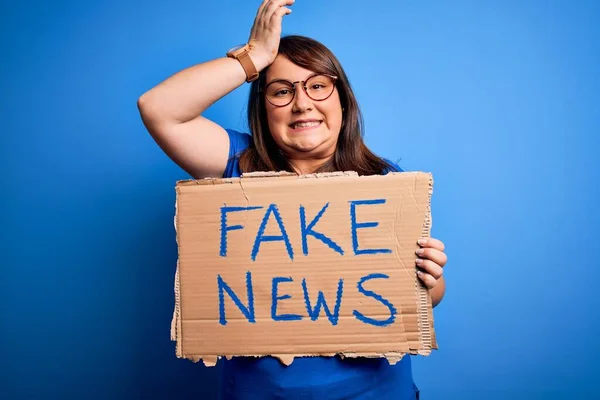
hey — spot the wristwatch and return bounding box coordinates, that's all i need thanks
[226,44,259,83]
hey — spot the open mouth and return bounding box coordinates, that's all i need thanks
[289,120,323,130]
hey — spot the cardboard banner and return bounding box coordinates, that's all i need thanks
[170,171,437,366]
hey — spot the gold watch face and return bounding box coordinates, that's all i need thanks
[227,44,247,57]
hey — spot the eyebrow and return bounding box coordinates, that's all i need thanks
[265,73,319,86]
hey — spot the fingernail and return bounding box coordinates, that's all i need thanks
[416,248,424,256]
[417,270,423,276]
[418,239,427,246]
[415,258,423,265]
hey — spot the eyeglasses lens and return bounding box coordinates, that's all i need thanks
[265,75,335,106]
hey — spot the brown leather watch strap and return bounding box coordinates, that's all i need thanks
[237,51,259,83]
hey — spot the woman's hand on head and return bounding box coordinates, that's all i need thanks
[248,0,294,71]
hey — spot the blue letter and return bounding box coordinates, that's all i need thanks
[353,273,396,327]
[349,199,392,255]
[251,204,294,261]
[300,203,344,256]
[271,277,302,321]
[302,278,344,325]
[220,206,263,257]
[217,271,255,326]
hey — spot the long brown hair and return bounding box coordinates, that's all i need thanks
[239,35,397,176]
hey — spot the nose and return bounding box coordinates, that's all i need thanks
[291,84,313,113]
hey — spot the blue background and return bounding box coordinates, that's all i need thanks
[2,0,599,398]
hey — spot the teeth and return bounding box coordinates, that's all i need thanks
[293,121,320,128]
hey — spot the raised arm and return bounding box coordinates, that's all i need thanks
[137,0,293,178]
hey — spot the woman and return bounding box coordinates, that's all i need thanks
[138,0,447,398]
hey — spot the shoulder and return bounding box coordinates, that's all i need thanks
[223,129,251,179]
[382,158,404,174]
[226,128,251,157]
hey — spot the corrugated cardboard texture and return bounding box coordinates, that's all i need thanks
[171,171,436,367]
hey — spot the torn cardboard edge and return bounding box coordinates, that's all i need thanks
[175,170,360,187]
[418,173,436,355]
[170,171,435,367]
[187,351,411,368]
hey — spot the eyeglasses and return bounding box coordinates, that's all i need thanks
[263,73,338,107]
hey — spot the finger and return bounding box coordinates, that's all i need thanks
[417,237,445,252]
[415,258,443,280]
[256,0,271,18]
[271,5,292,23]
[253,0,271,28]
[415,247,447,267]
[250,0,271,36]
[265,0,294,20]
[417,270,437,289]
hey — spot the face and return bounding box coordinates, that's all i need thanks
[264,55,343,165]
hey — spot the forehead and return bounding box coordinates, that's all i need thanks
[266,55,317,82]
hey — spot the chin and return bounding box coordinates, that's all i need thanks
[288,137,327,153]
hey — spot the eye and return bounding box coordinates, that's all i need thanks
[309,81,330,91]
[274,89,292,97]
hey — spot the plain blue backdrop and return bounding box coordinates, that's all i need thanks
[2,0,599,398]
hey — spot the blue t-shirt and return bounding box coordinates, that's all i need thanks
[219,129,419,400]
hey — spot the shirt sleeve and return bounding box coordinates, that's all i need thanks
[383,158,404,174]
[223,129,251,178]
